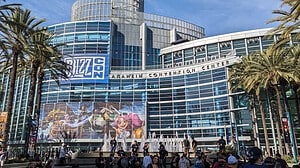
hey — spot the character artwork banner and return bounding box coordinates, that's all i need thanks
[38,102,145,142]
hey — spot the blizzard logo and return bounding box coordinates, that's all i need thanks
[65,57,106,79]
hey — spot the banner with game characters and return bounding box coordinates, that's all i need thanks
[38,102,145,142]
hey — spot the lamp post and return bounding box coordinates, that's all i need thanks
[282,86,298,163]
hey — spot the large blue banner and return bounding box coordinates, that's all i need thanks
[63,54,109,84]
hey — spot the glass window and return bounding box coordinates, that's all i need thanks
[185,73,198,85]
[76,33,87,42]
[75,22,86,32]
[261,36,274,49]
[199,71,212,84]
[55,25,64,34]
[87,22,99,31]
[207,43,218,59]
[65,23,75,33]
[200,84,213,97]
[172,75,184,87]
[212,68,226,81]
[186,87,199,99]
[159,77,172,89]
[147,78,159,89]
[173,88,185,100]
[214,97,229,110]
[213,82,228,95]
[160,89,172,101]
[233,39,246,56]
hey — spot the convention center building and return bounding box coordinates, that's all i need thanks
[1,0,299,156]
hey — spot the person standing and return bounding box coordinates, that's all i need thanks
[227,155,238,168]
[171,153,180,168]
[0,150,7,168]
[147,155,160,168]
[212,153,228,168]
[244,147,267,168]
[110,136,117,154]
[143,142,149,156]
[274,153,288,168]
[95,152,105,168]
[159,142,168,168]
[131,140,139,156]
[183,137,190,158]
[217,136,226,152]
[143,152,152,168]
[59,144,66,164]
[192,137,197,157]
[117,146,125,157]
[178,153,190,168]
[194,155,205,168]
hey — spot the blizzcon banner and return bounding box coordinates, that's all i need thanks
[38,102,145,142]
[63,54,110,84]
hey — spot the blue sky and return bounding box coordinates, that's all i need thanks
[7,0,282,36]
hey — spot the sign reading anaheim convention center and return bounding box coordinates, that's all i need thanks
[63,54,110,84]
[110,56,238,79]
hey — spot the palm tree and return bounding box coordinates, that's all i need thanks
[268,0,300,44]
[230,43,300,154]
[229,55,271,155]
[0,7,45,149]
[23,29,71,154]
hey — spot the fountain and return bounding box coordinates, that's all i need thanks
[100,132,191,154]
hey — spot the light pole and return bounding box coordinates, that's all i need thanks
[282,86,298,163]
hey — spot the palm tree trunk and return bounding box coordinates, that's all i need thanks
[270,87,284,155]
[4,50,19,150]
[274,85,289,154]
[257,93,271,155]
[33,70,44,153]
[250,96,259,147]
[25,63,38,156]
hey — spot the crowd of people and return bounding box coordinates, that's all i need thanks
[21,135,298,168]
[92,135,298,168]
